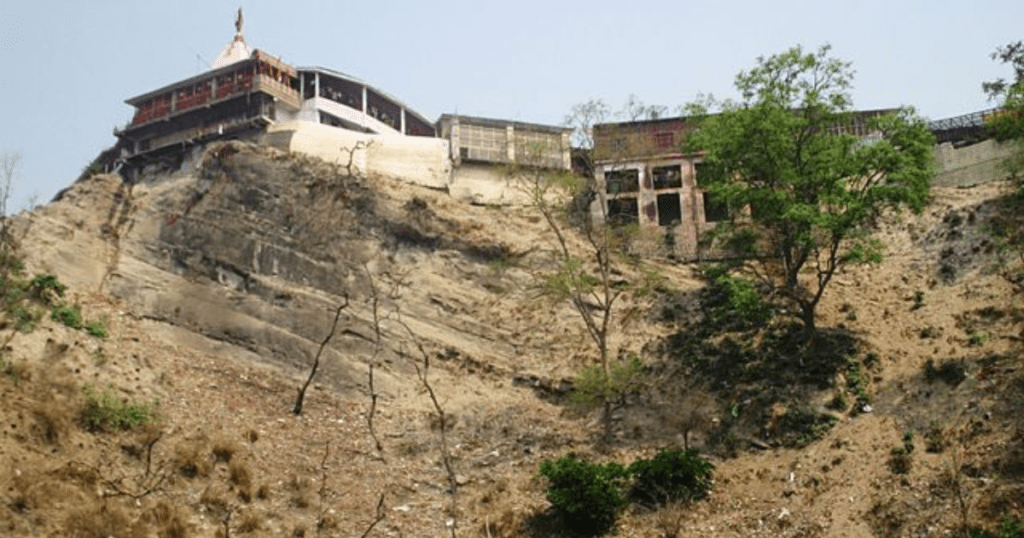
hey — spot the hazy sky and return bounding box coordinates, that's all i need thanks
[1,0,1021,212]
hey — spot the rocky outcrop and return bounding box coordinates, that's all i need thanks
[14,141,553,397]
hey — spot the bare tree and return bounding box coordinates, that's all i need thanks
[0,151,22,218]
[396,318,459,537]
[293,295,350,415]
[510,144,658,443]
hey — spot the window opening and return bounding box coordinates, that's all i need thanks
[654,132,675,148]
[652,165,682,189]
[703,192,728,222]
[607,197,639,225]
[605,169,639,194]
[657,193,682,226]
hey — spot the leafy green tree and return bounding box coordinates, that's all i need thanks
[984,41,1024,178]
[983,42,1024,292]
[685,44,934,339]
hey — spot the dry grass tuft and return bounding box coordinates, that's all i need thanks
[32,398,72,446]
[63,499,140,538]
[318,512,340,530]
[173,440,212,477]
[256,483,271,500]
[235,507,263,533]
[200,484,230,515]
[149,499,192,538]
[211,434,241,463]
[229,458,253,488]
[480,508,530,538]
[287,474,314,509]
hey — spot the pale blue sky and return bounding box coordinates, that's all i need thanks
[1,0,1021,212]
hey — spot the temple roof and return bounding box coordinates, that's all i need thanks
[211,8,252,70]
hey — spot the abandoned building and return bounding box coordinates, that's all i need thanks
[590,109,899,259]
[113,10,566,204]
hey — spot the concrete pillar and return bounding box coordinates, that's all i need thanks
[451,117,461,165]
[506,125,515,163]
[400,108,406,135]
[362,86,368,129]
[561,132,571,170]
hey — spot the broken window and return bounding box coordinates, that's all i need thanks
[702,192,729,222]
[607,197,639,225]
[657,193,682,226]
[652,165,682,189]
[654,132,675,148]
[605,169,639,194]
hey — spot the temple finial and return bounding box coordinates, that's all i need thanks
[235,8,243,35]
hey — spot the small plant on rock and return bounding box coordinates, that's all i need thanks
[51,303,83,330]
[82,384,157,432]
[28,274,66,304]
[85,319,107,339]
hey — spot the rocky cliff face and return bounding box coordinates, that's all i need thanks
[17,141,595,397]
[4,139,1022,537]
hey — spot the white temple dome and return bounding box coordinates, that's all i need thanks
[211,9,252,69]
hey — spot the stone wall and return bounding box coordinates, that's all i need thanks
[932,139,1017,187]
[265,121,450,189]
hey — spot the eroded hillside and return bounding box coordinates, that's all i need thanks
[0,141,1021,537]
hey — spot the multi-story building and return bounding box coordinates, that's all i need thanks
[437,114,571,204]
[591,109,897,259]
[113,11,567,203]
[115,10,439,181]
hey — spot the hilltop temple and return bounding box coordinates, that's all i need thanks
[113,10,569,204]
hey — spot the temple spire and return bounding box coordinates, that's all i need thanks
[211,7,253,70]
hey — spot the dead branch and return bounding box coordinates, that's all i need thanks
[364,265,385,458]
[396,318,458,538]
[340,140,373,178]
[294,294,350,415]
[316,441,331,537]
[359,494,388,538]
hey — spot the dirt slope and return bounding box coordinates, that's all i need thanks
[0,141,1021,537]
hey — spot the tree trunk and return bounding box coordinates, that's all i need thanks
[800,301,816,344]
[601,399,613,444]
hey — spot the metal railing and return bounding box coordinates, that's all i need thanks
[928,107,1002,144]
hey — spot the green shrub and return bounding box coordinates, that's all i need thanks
[82,385,157,432]
[12,305,42,333]
[85,320,107,339]
[570,354,643,411]
[28,274,66,304]
[628,448,714,506]
[971,518,1024,538]
[778,406,838,447]
[51,304,83,329]
[539,454,630,536]
[701,268,771,329]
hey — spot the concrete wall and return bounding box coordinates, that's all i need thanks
[366,133,450,189]
[449,163,533,205]
[265,121,449,189]
[933,139,1018,187]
